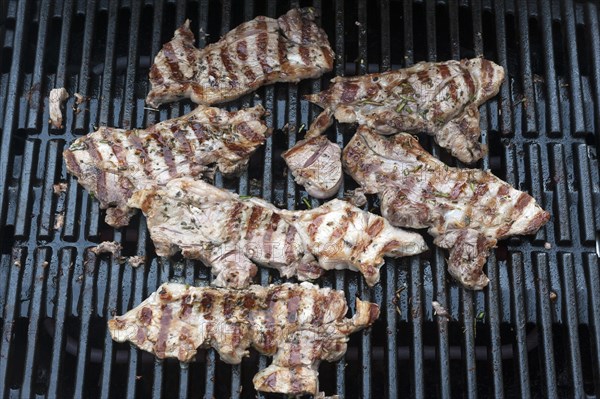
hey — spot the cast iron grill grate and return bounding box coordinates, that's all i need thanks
[1,0,600,398]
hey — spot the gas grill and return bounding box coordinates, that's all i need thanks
[1,0,600,397]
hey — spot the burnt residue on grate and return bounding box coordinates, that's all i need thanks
[1,0,600,398]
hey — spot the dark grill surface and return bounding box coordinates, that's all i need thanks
[1,0,600,397]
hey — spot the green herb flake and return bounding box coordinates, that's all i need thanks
[69,142,88,151]
[476,311,485,320]
[395,101,406,113]
[302,197,312,209]
[361,100,384,106]
[433,191,450,198]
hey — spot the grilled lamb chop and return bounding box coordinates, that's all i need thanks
[128,177,427,288]
[63,105,269,227]
[282,134,342,198]
[108,282,379,397]
[343,126,550,289]
[146,8,334,108]
[306,58,504,164]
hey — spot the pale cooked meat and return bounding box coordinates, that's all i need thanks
[63,105,269,227]
[128,177,427,288]
[146,8,334,108]
[108,282,379,397]
[307,58,505,163]
[343,126,550,289]
[282,135,342,198]
[90,241,122,257]
[49,88,69,128]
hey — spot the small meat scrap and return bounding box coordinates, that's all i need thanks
[53,182,68,194]
[53,213,64,230]
[128,256,145,268]
[108,282,379,397]
[49,88,69,128]
[63,105,269,227]
[146,8,334,107]
[91,241,122,257]
[282,135,342,199]
[306,58,505,163]
[343,126,550,290]
[432,301,451,319]
[74,93,87,105]
[128,177,427,289]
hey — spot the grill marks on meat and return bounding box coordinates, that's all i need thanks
[282,134,342,198]
[127,177,427,288]
[306,58,505,164]
[343,127,550,289]
[63,105,269,227]
[108,282,379,396]
[146,8,334,108]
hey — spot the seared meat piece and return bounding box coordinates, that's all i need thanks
[63,105,269,227]
[282,134,342,198]
[343,126,550,289]
[307,58,505,164]
[146,8,334,108]
[128,177,427,288]
[49,88,69,128]
[108,282,379,397]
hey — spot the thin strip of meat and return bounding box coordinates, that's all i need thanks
[49,88,69,128]
[342,126,550,289]
[63,105,269,227]
[108,282,379,397]
[128,177,427,288]
[306,58,505,164]
[146,8,334,108]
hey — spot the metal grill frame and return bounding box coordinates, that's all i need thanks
[1,0,600,398]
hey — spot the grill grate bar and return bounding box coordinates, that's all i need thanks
[538,0,561,134]
[25,0,51,130]
[19,248,48,399]
[585,253,600,396]
[47,249,75,398]
[516,0,537,135]
[561,253,585,397]
[433,252,451,399]
[74,0,98,131]
[0,0,29,248]
[534,252,559,397]
[73,251,96,398]
[560,0,585,134]
[510,253,532,398]
[493,0,513,135]
[410,256,424,399]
